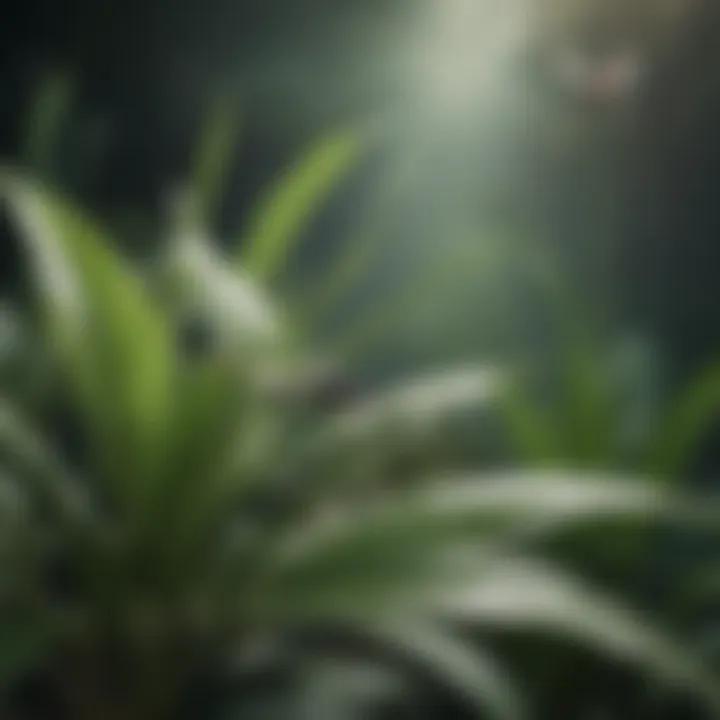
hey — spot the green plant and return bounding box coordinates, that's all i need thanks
[168,114,720,718]
[0,172,717,720]
[185,101,516,382]
[487,253,720,716]
[494,247,720,480]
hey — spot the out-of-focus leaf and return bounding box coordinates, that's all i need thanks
[323,365,506,444]
[0,302,53,410]
[21,71,74,179]
[0,402,92,527]
[435,558,720,714]
[498,380,566,465]
[254,473,683,623]
[240,129,363,281]
[1,173,175,507]
[270,472,673,571]
[558,337,615,465]
[290,365,507,500]
[138,361,252,577]
[192,99,240,225]
[0,304,25,365]
[290,658,407,720]
[361,622,526,720]
[162,216,282,365]
[255,548,720,712]
[608,335,665,458]
[382,471,673,530]
[647,362,720,480]
[289,138,432,338]
[501,252,618,467]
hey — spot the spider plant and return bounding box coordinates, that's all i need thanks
[488,241,720,480]
[483,247,720,717]
[169,113,720,719]
[0,169,717,720]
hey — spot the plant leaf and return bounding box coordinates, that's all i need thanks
[305,365,506,475]
[293,365,507,500]
[0,402,93,528]
[359,622,526,720]
[647,361,720,480]
[254,473,681,622]
[191,98,240,226]
[162,217,283,364]
[1,173,175,508]
[21,71,74,179]
[437,558,720,714]
[240,129,363,281]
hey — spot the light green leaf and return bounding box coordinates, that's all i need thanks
[1,173,175,506]
[498,380,566,465]
[240,129,363,281]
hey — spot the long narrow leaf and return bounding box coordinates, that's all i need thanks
[0,402,93,527]
[2,174,175,506]
[21,72,74,179]
[361,622,526,720]
[191,99,240,225]
[438,558,720,713]
[269,473,675,576]
[253,473,684,623]
[326,365,506,443]
[647,361,720,479]
[240,129,363,281]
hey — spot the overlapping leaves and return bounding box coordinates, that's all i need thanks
[0,172,717,719]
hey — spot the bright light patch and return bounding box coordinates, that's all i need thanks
[403,0,527,119]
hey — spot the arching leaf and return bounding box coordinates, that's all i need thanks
[1,173,175,509]
[240,129,364,281]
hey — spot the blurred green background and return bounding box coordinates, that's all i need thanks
[1,2,720,719]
